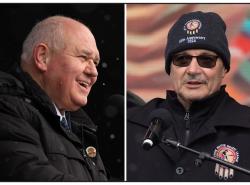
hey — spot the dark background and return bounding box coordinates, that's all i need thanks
[0,4,124,181]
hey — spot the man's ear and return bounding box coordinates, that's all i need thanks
[220,67,227,80]
[33,43,49,72]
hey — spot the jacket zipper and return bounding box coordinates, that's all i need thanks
[184,111,190,146]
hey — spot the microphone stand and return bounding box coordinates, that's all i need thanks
[162,138,250,176]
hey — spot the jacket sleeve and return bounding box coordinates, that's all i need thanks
[0,101,80,181]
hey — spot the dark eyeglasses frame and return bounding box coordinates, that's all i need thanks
[172,54,219,68]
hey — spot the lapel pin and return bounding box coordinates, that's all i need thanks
[86,146,97,158]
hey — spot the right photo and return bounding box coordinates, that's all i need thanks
[127,4,250,181]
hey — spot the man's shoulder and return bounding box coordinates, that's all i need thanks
[213,94,250,128]
[226,95,250,112]
[0,70,28,102]
[127,97,166,126]
[0,70,26,99]
[0,71,40,123]
[0,70,24,88]
[128,97,165,114]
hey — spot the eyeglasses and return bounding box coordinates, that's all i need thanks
[172,54,219,68]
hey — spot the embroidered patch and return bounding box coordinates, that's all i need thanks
[213,144,239,180]
[184,19,202,35]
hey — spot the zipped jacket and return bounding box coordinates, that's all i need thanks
[127,86,250,181]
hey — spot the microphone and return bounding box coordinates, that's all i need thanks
[142,108,171,150]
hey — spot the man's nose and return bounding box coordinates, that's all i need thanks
[85,60,98,77]
[186,57,202,74]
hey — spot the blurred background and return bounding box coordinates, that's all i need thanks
[0,4,124,181]
[127,4,250,106]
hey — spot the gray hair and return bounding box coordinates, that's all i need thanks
[21,15,72,63]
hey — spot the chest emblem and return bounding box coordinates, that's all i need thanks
[86,146,97,158]
[213,144,239,180]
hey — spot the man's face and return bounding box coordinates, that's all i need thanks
[169,49,227,108]
[45,23,99,111]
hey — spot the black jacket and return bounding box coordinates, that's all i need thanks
[127,86,250,181]
[0,67,107,181]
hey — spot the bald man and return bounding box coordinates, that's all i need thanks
[0,16,107,181]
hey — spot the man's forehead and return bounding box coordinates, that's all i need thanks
[65,30,99,57]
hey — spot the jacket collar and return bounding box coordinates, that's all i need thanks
[166,85,250,129]
[128,86,227,126]
[210,97,250,129]
[12,66,57,115]
[11,65,98,135]
[128,86,250,148]
[166,85,226,113]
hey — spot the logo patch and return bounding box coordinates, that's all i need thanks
[213,144,239,180]
[184,19,202,35]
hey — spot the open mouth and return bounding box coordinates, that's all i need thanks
[77,80,90,88]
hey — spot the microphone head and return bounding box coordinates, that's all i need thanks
[142,108,172,150]
[142,139,154,150]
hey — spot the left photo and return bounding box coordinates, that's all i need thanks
[0,4,124,181]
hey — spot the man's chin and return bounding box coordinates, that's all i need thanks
[181,89,208,98]
[72,97,88,108]
[79,98,88,107]
[186,95,207,102]
[180,92,207,102]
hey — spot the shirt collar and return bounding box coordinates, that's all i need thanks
[53,103,66,121]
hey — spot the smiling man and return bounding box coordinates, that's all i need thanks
[0,16,107,181]
[127,11,250,181]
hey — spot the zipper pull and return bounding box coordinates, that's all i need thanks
[184,112,190,129]
[184,111,189,121]
[184,111,190,146]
